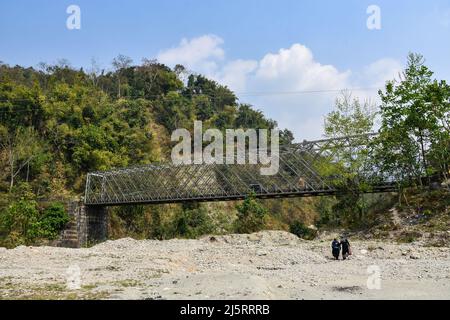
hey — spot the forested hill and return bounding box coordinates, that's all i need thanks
[0,59,293,197]
[1,54,448,247]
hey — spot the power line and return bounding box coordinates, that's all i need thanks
[0,86,384,115]
[237,87,380,96]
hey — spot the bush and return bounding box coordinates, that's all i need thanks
[0,199,41,247]
[40,202,70,239]
[172,203,213,238]
[0,200,69,248]
[398,230,422,243]
[234,194,268,234]
[289,221,317,240]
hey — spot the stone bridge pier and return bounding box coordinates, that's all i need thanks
[55,201,108,248]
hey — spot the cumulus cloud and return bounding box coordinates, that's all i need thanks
[217,59,258,92]
[157,35,402,140]
[157,34,225,75]
[357,58,402,87]
[255,44,351,90]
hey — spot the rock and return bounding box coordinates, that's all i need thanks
[410,254,420,260]
[247,234,261,242]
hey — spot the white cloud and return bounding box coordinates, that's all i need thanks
[358,58,402,87]
[255,44,351,90]
[217,59,258,92]
[157,35,402,140]
[157,34,225,75]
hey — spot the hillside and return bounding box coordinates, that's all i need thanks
[0,59,308,247]
[0,53,449,248]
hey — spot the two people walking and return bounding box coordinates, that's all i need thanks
[331,237,351,260]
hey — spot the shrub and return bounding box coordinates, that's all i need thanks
[0,199,41,247]
[234,194,268,234]
[397,230,422,243]
[172,204,213,238]
[40,202,70,239]
[0,201,69,247]
[289,221,317,240]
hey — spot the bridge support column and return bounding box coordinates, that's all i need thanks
[56,201,108,247]
[84,205,109,245]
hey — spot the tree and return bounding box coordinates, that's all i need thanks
[88,57,102,87]
[325,91,376,138]
[377,53,450,186]
[322,92,377,227]
[0,57,299,245]
[0,126,44,191]
[234,193,268,233]
[172,203,212,238]
[112,54,133,98]
[324,91,377,183]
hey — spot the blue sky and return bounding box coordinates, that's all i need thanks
[1,0,449,139]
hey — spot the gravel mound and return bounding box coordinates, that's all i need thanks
[201,230,302,246]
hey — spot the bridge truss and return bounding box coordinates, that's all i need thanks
[84,134,397,206]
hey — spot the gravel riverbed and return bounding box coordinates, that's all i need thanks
[0,231,449,300]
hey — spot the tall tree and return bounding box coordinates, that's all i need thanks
[112,54,133,98]
[322,92,377,226]
[377,53,450,185]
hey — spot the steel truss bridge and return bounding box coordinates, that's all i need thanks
[84,134,398,206]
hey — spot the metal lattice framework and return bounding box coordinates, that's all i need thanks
[84,134,397,206]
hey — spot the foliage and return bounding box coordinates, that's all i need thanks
[171,203,213,238]
[322,92,377,227]
[0,56,288,244]
[289,221,317,240]
[39,202,70,239]
[234,193,268,233]
[0,52,448,244]
[376,53,450,186]
[0,183,68,247]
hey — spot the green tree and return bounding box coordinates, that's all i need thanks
[172,203,213,238]
[377,53,450,186]
[322,91,377,227]
[235,193,268,233]
[40,202,70,239]
[112,54,133,98]
[0,126,45,191]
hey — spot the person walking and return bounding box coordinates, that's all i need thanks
[331,238,341,260]
[340,237,351,260]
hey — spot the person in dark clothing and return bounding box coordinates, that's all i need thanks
[331,238,340,260]
[340,238,351,260]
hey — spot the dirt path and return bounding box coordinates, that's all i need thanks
[0,231,449,300]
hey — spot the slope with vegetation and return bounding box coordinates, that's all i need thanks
[0,53,448,247]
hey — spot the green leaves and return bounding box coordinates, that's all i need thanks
[377,53,450,185]
[39,202,70,239]
[0,195,69,247]
[235,193,268,233]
